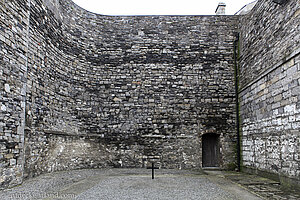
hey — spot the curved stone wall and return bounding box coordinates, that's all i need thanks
[1,0,239,189]
[2,0,300,192]
[25,0,238,175]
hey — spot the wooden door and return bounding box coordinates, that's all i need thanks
[202,134,219,167]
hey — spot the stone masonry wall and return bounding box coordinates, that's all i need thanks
[0,0,30,189]
[239,0,300,88]
[239,0,300,187]
[1,0,238,188]
[2,0,299,192]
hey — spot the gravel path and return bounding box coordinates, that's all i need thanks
[0,169,261,200]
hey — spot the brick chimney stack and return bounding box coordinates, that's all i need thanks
[215,2,226,15]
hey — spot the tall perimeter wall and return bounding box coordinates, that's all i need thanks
[2,0,299,191]
[239,0,300,189]
[0,0,238,189]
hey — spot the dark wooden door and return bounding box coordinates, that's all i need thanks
[202,134,219,167]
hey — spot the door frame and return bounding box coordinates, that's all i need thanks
[201,133,220,168]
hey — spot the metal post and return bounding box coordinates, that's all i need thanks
[152,163,154,179]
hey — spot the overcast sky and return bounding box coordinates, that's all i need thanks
[72,0,256,16]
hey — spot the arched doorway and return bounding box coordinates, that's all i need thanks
[202,133,220,167]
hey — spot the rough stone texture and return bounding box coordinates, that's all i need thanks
[1,0,238,189]
[239,0,300,188]
[1,0,299,191]
[239,0,300,88]
[0,0,30,189]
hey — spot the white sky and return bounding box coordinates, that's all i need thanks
[72,0,256,16]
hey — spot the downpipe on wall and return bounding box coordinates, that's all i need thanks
[234,32,241,172]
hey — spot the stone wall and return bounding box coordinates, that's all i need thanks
[239,0,300,88]
[0,0,30,189]
[239,0,300,188]
[2,0,299,192]
[1,0,238,188]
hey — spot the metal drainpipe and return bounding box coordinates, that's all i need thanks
[234,32,241,172]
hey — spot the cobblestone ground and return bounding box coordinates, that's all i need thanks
[0,169,296,200]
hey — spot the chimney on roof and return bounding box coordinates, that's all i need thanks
[215,2,226,15]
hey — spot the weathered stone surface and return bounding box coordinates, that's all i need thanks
[1,0,238,189]
[239,0,300,88]
[0,0,30,190]
[239,0,300,188]
[25,0,238,175]
[1,0,299,192]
